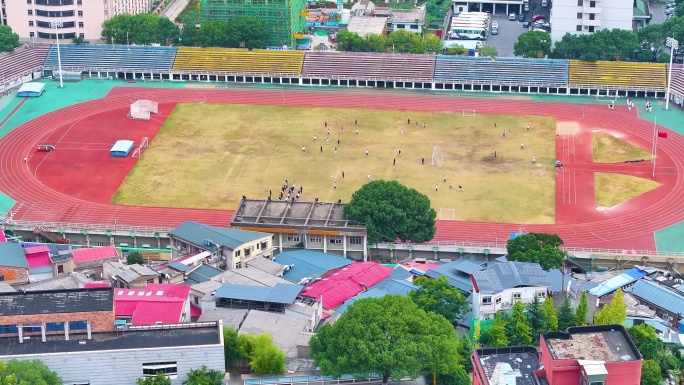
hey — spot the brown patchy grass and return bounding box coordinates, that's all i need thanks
[592,132,651,163]
[594,172,661,207]
[113,104,557,223]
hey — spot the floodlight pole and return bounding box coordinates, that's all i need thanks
[665,37,679,111]
[653,118,658,178]
[51,19,64,89]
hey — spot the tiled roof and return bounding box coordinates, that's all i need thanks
[274,250,353,284]
[300,262,393,309]
[170,221,269,250]
[590,267,648,297]
[114,284,190,325]
[473,262,549,293]
[116,264,159,283]
[0,288,113,315]
[627,279,684,316]
[0,242,29,268]
[215,282,302,304]
[70,246,118,264]
[425,259,485,292]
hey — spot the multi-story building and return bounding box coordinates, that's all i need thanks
[3,0,153,41]
[550,0,633,43]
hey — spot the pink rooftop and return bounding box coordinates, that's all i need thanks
[114,283,190,325]
[71,245,118,264]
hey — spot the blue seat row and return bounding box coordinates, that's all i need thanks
[43,44,178,71]
[434,56,570,86]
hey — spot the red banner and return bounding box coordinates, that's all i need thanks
[658,131,668,138]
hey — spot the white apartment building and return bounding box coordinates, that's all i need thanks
[471,261,550,320]
[550,0,633,42]
[4,0,153,41]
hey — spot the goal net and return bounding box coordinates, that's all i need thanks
[132,137,149,158]
[432,145,444,168]
[439,208,455,220]
[128,100,159,120]
[596,90,618,102]
[463,109,476,117]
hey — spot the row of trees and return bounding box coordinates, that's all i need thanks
[0,359,61,385]
[0,26,21,53]
[629,324,683,385]
[335,30,500,56]
[137,366,224,385]
[100,13,269,49]
[223,328,286,374]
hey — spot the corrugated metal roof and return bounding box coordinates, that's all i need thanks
[215,282,302,304]
[23,245,50,254]
[0,242,29,268]
[247,257,284,275]
[300,262,393,309]
[70,246,118,264]
[168,262,190,272]
[170,221,269,250]
[114,284,190,325]
[390,267,413,281]
[186,264,222,284]
[25,252,51,268]
[117,264,159,283]
[334,279,417,317]
[627,279,684,315]
[274,250,353,284]
[425,259,485,292]
[590,268,648,297]
[472,261,549,293]
[131,301,185,325]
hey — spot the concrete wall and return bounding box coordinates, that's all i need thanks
[0,266,29,284]
[0,342,225,385]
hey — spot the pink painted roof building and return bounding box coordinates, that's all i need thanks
[24,245,51,269]
[114,284,191,325]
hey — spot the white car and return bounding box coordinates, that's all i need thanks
[509,12,517,20]
[492,21,499,28]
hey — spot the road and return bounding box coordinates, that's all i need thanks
[164,0,191,22]
[485,2,550,57]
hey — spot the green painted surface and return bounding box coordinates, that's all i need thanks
[655,222,684,252]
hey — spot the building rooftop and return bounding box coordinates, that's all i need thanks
[347,16,387,37]
[0,283,15,293]
[116,264,160,283]
[18,273,93,291]
[425,259,486,292]
[67,246,118,264]
[197,308,249,329]
[185,264,223,284]
[170,221,270,250]
[389,8,426,23]
[215,283,302,304]
[239,310,311,358]
[23,245,50,255]
[543,325,640,362]
[115,284,190,325]
[246,257,284,276]
[475,347,540,385]
[0,242,29,268]
[473,262,549,294]
[0,323,221,357]
[334,278,416,318]
[0,288,113,316]
[274,250,354,284]
[589,267,649,297]
[231,199,366,232]
[626,279,684,316]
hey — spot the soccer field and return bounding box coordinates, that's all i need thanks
[112,103,557,224]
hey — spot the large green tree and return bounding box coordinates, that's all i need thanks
[483,315,509,348]
[637,17,684,62]
[506,233,566,270]
[551,29,639,61]
[0,26,21,53]
[456,335,474,373]
[223,327,241,368]
[237,333,286,375]
[526,296,548,343]
[182,366,224,385]
[344,180,436,243]
[513,31,552,58]
[227,17,269,49]
[557,296,576,331]
[594,289,627,325]
[194,20,231,48]
[409,276,468,323]
[335,30,365,52]
[127,251,144,265]
[641,360,662,385]
[629,324,661,360]
[387,30,425,54]
[542,297,558,331]
[101,14,179,45]
[575,291,588,326]
[137,372,171,385]
[0,359,62,385]
[507,301,533,346]
[310,295,460,384]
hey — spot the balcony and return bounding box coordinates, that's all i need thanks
[582,17,601,26]
[582,5,602,13]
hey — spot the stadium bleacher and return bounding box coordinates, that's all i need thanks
[43,44,178,71]
[0,43,49,86]
[434,56,569,85]
[668,65,684,99]
[569,61,666,89]
[172,48,304,75]
[302,52,436,80]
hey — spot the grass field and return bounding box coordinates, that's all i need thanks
[592,132,651,163]
[594,172,661,207]
[113,103,558,223]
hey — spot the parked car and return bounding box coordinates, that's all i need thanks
[509,12,517,20]
[524,3,530,11]
[532,14,546,21]
[523,21,532,28]
[492,21,499,28]
[518,13,525,21]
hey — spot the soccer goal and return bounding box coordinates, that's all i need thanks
[596,90,618,102]
[132,137,149,158]
[439,208,455,220]
[128,99,159,120]
[432,145,444,168]
[462,109,476,117]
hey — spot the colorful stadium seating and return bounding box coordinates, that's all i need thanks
[172,48,304,75]
[434,56,569,86]
[43,44,178,71]
[302,52,436,80]
[0,43,49,86]
[569,61,667,89]
[668,65,684,100]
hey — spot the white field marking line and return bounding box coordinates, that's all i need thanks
[260,155,274,185]
[50,148,110,151]
[230,123,256,183]
[33,151,54,181]
[233,155,252,184]
[57,142,116,145]
[55,115,90,147]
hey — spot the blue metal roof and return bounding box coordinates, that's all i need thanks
[168,262,190,272]
[334,278,416,316]
[390,267,413,281]
[215,282,302,304]
[186,264,222,284]
[589,267,648,297]
[425,259,485,292]
[273,250,353,283]
[170,221,270,250]
[627,279,684,316]
[472,262,549,293]
[0,242,29,268]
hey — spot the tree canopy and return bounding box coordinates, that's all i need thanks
[126,251,144,265]
[310,295,460,384]
[101,14,180,45]
[479,46,499,58]
[335,30,445,54]
[640,360,662,385]
[0,359,62,385]
[409,276,468,323]
[594,289,627,325]
[483,315,509,348]
[629,324,662,361]
[506,233,566,270]
[542,297,558,332]
[137,372,171,385]
[513,31,552,58]
[237,333,286,374]
[507,301,533,346]
[526,296,548,343]
[551,29,639,61]
[344,180,436,243]
[223,327,241,363]
[182,366,225,385]
[575,291,588,326]
[557,296,576,331]
[0,26,21,53]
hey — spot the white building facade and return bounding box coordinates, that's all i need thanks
[472,285,549,320]
[550,0,633,42]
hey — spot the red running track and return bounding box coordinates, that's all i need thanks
[0,87,681,250]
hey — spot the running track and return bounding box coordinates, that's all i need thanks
[0,87,681,250]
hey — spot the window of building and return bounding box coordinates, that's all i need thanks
[79,33,84,39]
[142,362,178,378]
[410,24,418,29]
[0,274,4,281]
[77,0,82,4]
[588,26,595,32]
[78,10,83,16]
[30,32,36,38]
[537,291,546,298]
[0,325,18,333]
[96,241,104,246]
[69,321,86,330]
[349,236,363,245]
[256,243,260,250]
[577,0,583,5]
[28,10,34,16]
[78,22,83,28]
[589,13,595,20]
[147,278,155,284]
[309,235,322,243]
[24,326,42,332]
[35,0,74,5]
[397,24,405,28]
[589,382,604,385]
[495,297,502,304]
[193,296,199,305]
[235,262,241,269]
[589,0,596,6]
[27,0,32,3]
[244,247,251,257]
[29,21,34,27]
[36,10,74,17]
[329,236,342,244]
[482,296,492,304]
[577,13,582,19]
[37,21,75,28]
[260,241,268,249]
[513,293,521,300]
[46,322,65,331]
[576,25,582,31]
[287,235,300,242]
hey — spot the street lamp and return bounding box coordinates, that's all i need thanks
[51,19,64,88]
[665,37,678,111]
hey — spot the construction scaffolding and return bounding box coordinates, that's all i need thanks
[200,0,307,48]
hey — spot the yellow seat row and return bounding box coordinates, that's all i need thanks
[569,61,666,88]
[172,47,304,75]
